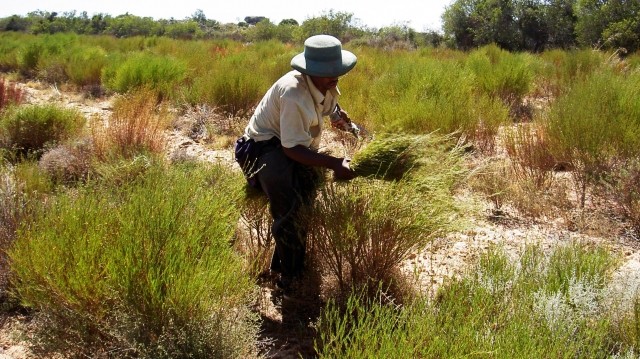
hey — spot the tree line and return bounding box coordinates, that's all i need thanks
[443,0,639,53]
[0,1,638,53]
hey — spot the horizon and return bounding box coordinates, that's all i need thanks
[0,1,450,32]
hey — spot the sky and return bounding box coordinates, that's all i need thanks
[0,0,452,32]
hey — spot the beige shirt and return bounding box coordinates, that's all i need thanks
[244,70,340,150]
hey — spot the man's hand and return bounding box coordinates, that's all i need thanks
[330,109,352,132]
[333,158,356,181]
[283,146,356,180]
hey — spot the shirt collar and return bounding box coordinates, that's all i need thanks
[304,74,340,106]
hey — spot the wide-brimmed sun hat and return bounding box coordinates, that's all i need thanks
[291,35,357,78]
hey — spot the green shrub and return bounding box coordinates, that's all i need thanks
[316,243,626,358]
[353,52,509,153]
[466,44,534,117]
[0,104,85,157]
[545,69,640,207]
[182,41,291,116]
[9,163,258,358]
[0,32,24,72]
[310,137,467,299]
[537,49,609,96]
[65,46,107,87]
[102,52,186,99]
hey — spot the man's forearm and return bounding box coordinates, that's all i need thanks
[282,145,342,170]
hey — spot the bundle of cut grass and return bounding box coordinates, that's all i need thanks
[350,133,454,180]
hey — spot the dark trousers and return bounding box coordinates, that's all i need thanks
[254,148,318,278]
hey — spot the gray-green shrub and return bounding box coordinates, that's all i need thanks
[316,243,629,358]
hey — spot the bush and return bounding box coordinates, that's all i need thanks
[38,140,93,185]
[102,52,186,99]
[537,49,609,97]
[9,163,259,358]
[0,78,25,112]
[316,243,628,358]
[466,44,534,118]
[91,88,170,161]
[545,69,640,207]
[65,46,108,88]
[356,53,509,153]
[309,137,467,300]
[0,104,85,157]
[502,121,556,190]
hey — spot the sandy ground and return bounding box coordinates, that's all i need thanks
[1,81,639,358]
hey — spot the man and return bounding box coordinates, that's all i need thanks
[235,34,357,291]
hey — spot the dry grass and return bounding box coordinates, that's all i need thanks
[174,104,247,150]
[234,188,274,278]
[92,88,170,161]
[0,78,25,112]
[502,122,557,190]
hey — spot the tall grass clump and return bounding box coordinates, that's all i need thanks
[102,52,186,99]
[466,44,534,119]
[9,163,259,358]
[362,54,509,153]
[0,160,52,304]
[0,104,85,157]
[310,135,467,299]
[316,243,633,358]
[182,42,291,116]
[92,88,170,161]
[0,32,26,72]
[545,69,640,208]
[537,49,608,96]
[64,45,108,89]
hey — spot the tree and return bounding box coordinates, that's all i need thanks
[575,0,640,52]
[279,19,299,26]
[515,0,549,51]
[244,16,267,25]
[543,0,577,49]
[296,10,361,42]
[443,0,519,51]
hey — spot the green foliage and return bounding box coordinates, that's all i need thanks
[9,163,258,357]
[575,0,640,53]
[295,10,363,42]
[442,0,639,52]
[64,45,107,87]
[352,50,509,152]
[0,32,24,71]
[182,41,293,115]
[537,48,609,96]
[317,243,628,358]
[466,44,534,114]
[545,69,640,206]
[310,136,466,297]
[102,52,186,98]
[0,104,85,156]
